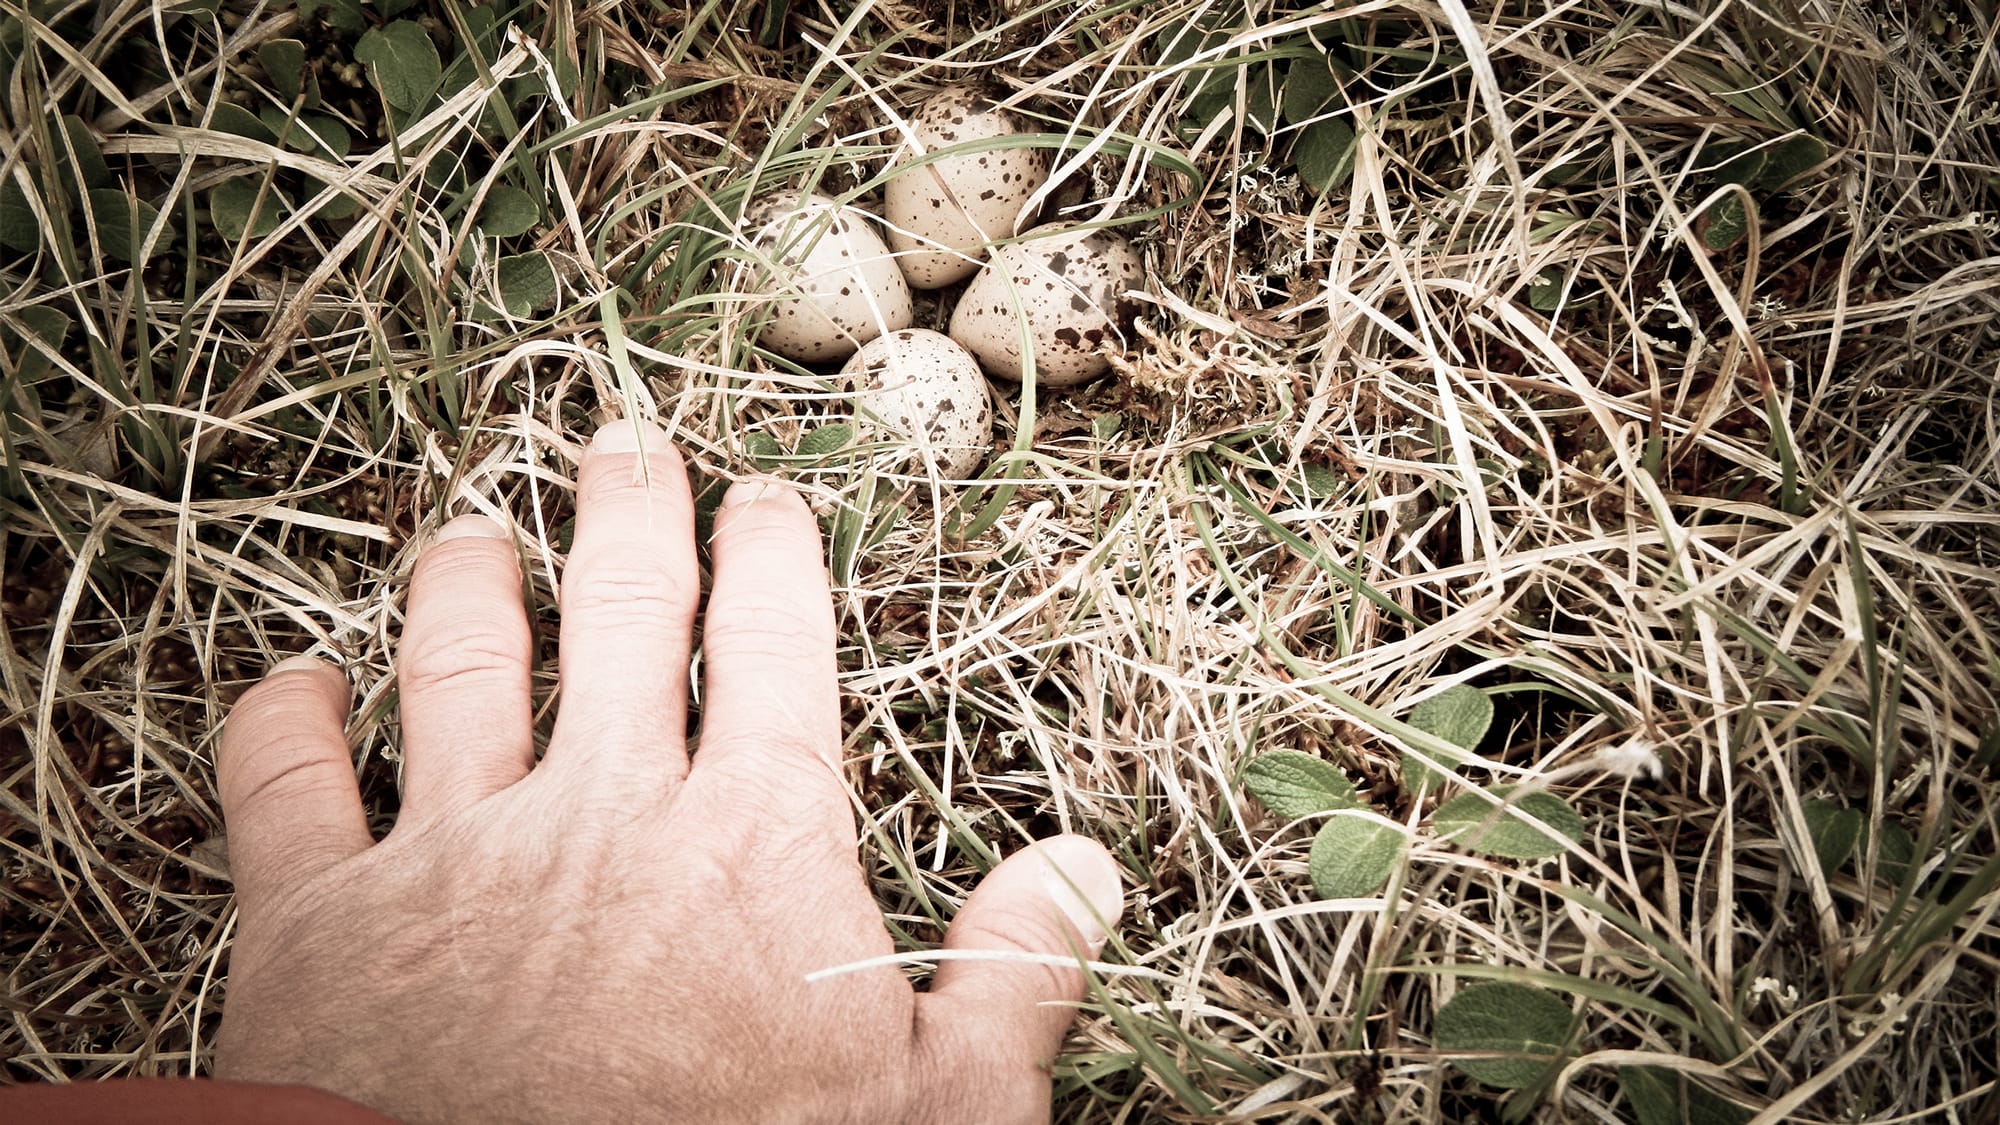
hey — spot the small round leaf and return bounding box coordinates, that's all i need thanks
[1308,815,1402,899]
[1409,684,1494,750]
[1243,749,1363,820]
[1435,982,1572,1089]
[1618,1065,1752,1125]
[87,188,164,262]
[210,179,285,242]
[1295,117,1355,192]
[1433,787,1584,860]
[354,20,443,112]
[494,251,557,317]
[477,186,541,238]
[1803,799,1863,875]
[797,422,855,459]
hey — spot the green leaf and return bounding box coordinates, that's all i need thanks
[751,0,789,46]
[0,174,39,253]
[1434,787,1584,860]
[1703,194,1750,251]
[1873,819,1916,885]
[301,179,360,221]
[1750,135,1825,191]
[301,0,366,32]
[87,188,163,262]
[261,111,351,159]
[494,252,557,317]
[1434,982,1572,1089]
[1803,799,1863,874]
[1243,64,1281,134]
[3,304,70,382]
[1400,751,1445,800]
[1309,815,1402,898]
[798,422,855,459]
[210,102,275,143]
[1295,117,1355,192]
[477,185,541,238]
[1281,54,1342,124]
[1714,146,1766,188]
[1528,271,1563,312]
[258,38,310,105]
[209,179,285,242]
[1091,411,1124,442]
[1619,1066,1751,1125]
[1243,749,1363,820]
[355,20,442,112]
[744,431,784,471]
[1409,685,1494,750]
[58,114,110,196]
[1290,463,1342,501]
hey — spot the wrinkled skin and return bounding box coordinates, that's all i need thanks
[213,421,1122,1125]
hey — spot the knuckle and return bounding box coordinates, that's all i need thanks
[225,727,354,812]
[397,616,527,694]
[577,453,687,509]
[702,602,828,660]
[413,541,516,586]
[562,549,698,622]
[716,510,821,558]
[957,904,1085,990]
[690,750,856,849]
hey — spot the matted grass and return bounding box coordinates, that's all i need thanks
[3,0,1997,1120]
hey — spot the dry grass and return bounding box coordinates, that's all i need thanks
[4,0,1998,1120]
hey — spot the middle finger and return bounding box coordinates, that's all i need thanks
[544,419,701,787]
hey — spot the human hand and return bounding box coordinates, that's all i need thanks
[212,421,1123,1125]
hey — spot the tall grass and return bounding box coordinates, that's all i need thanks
[3,0,1996,1119]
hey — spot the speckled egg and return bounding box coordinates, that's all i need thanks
[884,87,1050,289]
[738,192,913,363]
[946,222,1145,386]
[840,329,994,478]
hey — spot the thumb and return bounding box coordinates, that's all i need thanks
[918,836,1123,1104]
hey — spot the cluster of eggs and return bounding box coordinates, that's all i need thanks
[736,86,1145,478]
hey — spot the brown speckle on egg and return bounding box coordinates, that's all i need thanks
[946,221,1144,387]
[884,87,1051,289]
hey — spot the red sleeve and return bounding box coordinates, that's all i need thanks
[0,1078,402,1123]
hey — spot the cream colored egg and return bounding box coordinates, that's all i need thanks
[840,329,994,478]
[946,222,1144,386]
[885,87,1050,289]
[738,192,913,363]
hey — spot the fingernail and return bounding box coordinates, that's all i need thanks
[433,514,508,543]
[1035,836,1123,953]
[591,418,669,456]
[720,477,786,509]
[268,653,332,676]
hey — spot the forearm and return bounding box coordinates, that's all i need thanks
[0,1077,400,1123]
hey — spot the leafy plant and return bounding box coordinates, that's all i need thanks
[492,252,557,318]
[1434,982,1573,1089]
[355,20,443,116]
[1404,684,1493,797]
[1243,748,1398,897]
[1802,798,1863,875]
[1309,815,1404,899]
[1242,748,1363,818]
[1434,788,1584,860]
[1619,1065,1751,1125]
[1700,133,1828,250]
[1155,11,1358,189]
